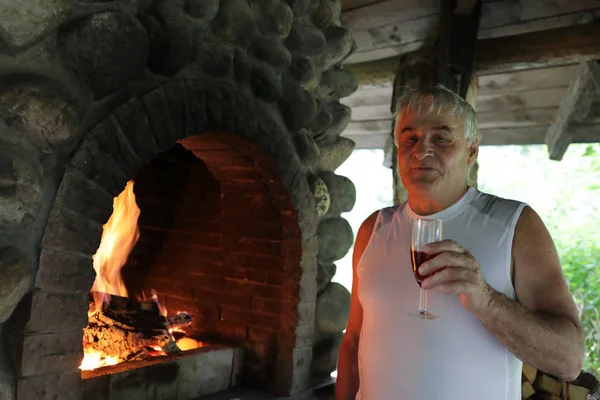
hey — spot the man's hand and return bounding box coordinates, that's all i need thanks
[419,239,493,312]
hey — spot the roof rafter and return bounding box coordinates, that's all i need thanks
[545,61,600,160]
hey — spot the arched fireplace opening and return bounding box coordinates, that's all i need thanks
[74,132,304,397]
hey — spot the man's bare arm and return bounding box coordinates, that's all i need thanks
[336,211,378,400]
[421,206,585,380]
[477,206,585,380]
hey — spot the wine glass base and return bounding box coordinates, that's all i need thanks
[407,311,439,320]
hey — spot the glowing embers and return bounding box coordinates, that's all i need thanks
[80,180,201,371]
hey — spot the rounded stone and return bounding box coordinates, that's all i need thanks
[292,129,320,167]
[211,0,258,47]
[185,0,220,20]
[0,145,43,227]
[267,0,294,38]
[0,75,79,152]
[248,37,291,71]
[140,3,194,76]
[195,43,235,77]
[58,12,149,98]
[315,282,350,335]
[314,135,355,172]
[316,68,359,100]
[288,56,316,86]
[250,63,283,102]
[0,249,32,323]
[312,332,344,376]
[317,260,336,294]
[317,217,353,262]
[322,25,355,69]
[308,174,330,217]
[319,171,356,215]
[311,0,342,29]
[285,20,326,57]
[233,48,253,81]
[278,77,317,131]
[321,101,351,140]
[249,0,294,38]
[309,99,333,138]
[282,0,310,14]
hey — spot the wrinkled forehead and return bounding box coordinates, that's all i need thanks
[395,110,462,131]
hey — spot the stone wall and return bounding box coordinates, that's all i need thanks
[0,0,357,398]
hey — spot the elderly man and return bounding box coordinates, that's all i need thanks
[336,86,585,399]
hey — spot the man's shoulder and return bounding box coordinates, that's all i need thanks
[468,189,527,225]
[359,205,402,236]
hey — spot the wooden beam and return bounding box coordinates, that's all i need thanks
[481,124,600,146]
[343,65,578,109]
[341,0,382,12]
[344,21,600,86]
[347,86,569,121]
[476,21,600,73]
[341,0,438,32]
[343,1,600,64]
[344,123,600,149]
[545,61,600,160]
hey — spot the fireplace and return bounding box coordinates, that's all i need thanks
[0,0,357,399]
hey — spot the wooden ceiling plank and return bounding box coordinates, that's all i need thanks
[477,64,579,94]
[476,21,600,73]
[344,123,600,149]
[480,124,600,146]
[545,61,600,160]
[345,21,600,87]
[476,87,568,113]
[347,86,569,121]
[343,1,600,63]
[343,65,579,111]
[341,0,438,32]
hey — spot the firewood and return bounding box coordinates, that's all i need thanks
[534,374,563,396]
[523,364,538,383]
[166,312,192,331]
[565,383,589,400]
[83,293,186,362]
[83,311,171,359]
[533,394,561,400]
[522,380,536,399]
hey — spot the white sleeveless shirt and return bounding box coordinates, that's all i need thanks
[356,186,527,400]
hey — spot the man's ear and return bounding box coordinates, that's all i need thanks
[467,137,479,166]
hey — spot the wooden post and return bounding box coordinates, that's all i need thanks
[388,49,437,205]
[387,51,480,203]
[466,75,479,189]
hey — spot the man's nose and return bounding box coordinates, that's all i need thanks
[413,138,433,160]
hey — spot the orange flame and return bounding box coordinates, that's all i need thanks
[90,180,140,316]
[80,179,201,371]
[79,349,119,371]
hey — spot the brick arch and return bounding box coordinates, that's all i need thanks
[27,80,317,396]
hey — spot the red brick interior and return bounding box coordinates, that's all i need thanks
[119,132,302,386]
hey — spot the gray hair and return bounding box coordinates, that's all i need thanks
[394,85,478,143]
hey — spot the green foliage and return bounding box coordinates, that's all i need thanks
[559,237,600,376]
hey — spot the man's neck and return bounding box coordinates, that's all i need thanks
[407,185,469,216]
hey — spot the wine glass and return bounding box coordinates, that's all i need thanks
[408,218,442,320]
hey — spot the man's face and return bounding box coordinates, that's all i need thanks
[394,110,478,195]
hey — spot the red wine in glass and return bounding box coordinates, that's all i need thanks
[411,251,435,286]
[408,218,442,319]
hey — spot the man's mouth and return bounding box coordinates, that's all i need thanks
[412,167,436,171]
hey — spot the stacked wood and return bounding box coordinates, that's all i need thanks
[83,292,183,362]
[522,364,589,400]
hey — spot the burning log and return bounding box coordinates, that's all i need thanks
[83,292,185,363]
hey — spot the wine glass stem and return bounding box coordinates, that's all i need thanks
[418,287,428,314]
